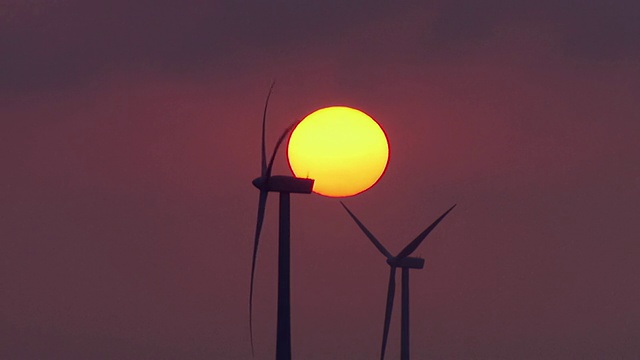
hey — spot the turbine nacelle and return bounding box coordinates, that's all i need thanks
[252,175,314,194]
[387,256,425,269]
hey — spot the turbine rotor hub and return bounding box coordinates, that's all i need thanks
[388,256,425,269]
[252,177,267,190]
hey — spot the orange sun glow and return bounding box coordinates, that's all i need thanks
[287,106,389,197]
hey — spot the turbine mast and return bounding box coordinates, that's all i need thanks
[401,268,410,360]
[276,192,292,359]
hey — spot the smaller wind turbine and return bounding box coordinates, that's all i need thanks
[341,202,456,360]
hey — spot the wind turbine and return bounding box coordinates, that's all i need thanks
[340,202,456,360]
[249,83,314,360]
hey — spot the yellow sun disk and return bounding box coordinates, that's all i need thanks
[287,106,389,197]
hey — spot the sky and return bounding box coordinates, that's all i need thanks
[1,0,639,359]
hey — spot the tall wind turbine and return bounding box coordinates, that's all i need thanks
[341,202,456,360]
[249,83,314,360]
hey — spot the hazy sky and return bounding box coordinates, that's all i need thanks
[2,1,639,359]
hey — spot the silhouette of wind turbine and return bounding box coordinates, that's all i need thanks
[341,202,456,360]
[250,83,314,360]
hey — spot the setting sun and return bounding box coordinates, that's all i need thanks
[287,106,389,197]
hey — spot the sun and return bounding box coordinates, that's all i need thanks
[287,106,389,197]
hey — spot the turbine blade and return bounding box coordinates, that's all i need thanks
[396,204,457,260]
[249,189,269,356]
[340,202,392,259]
[380,266,396,360]
[265,121,296,178]
[261,81,276,176]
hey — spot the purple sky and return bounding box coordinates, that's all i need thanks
[2,1,639,359]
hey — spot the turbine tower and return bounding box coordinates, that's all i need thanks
[341,202,456,360]
[250,83,314,360]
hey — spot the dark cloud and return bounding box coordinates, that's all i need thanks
[0,0,406,95]
[2,0,636,96]
[419,1,640,62]
[555,1,640,61]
